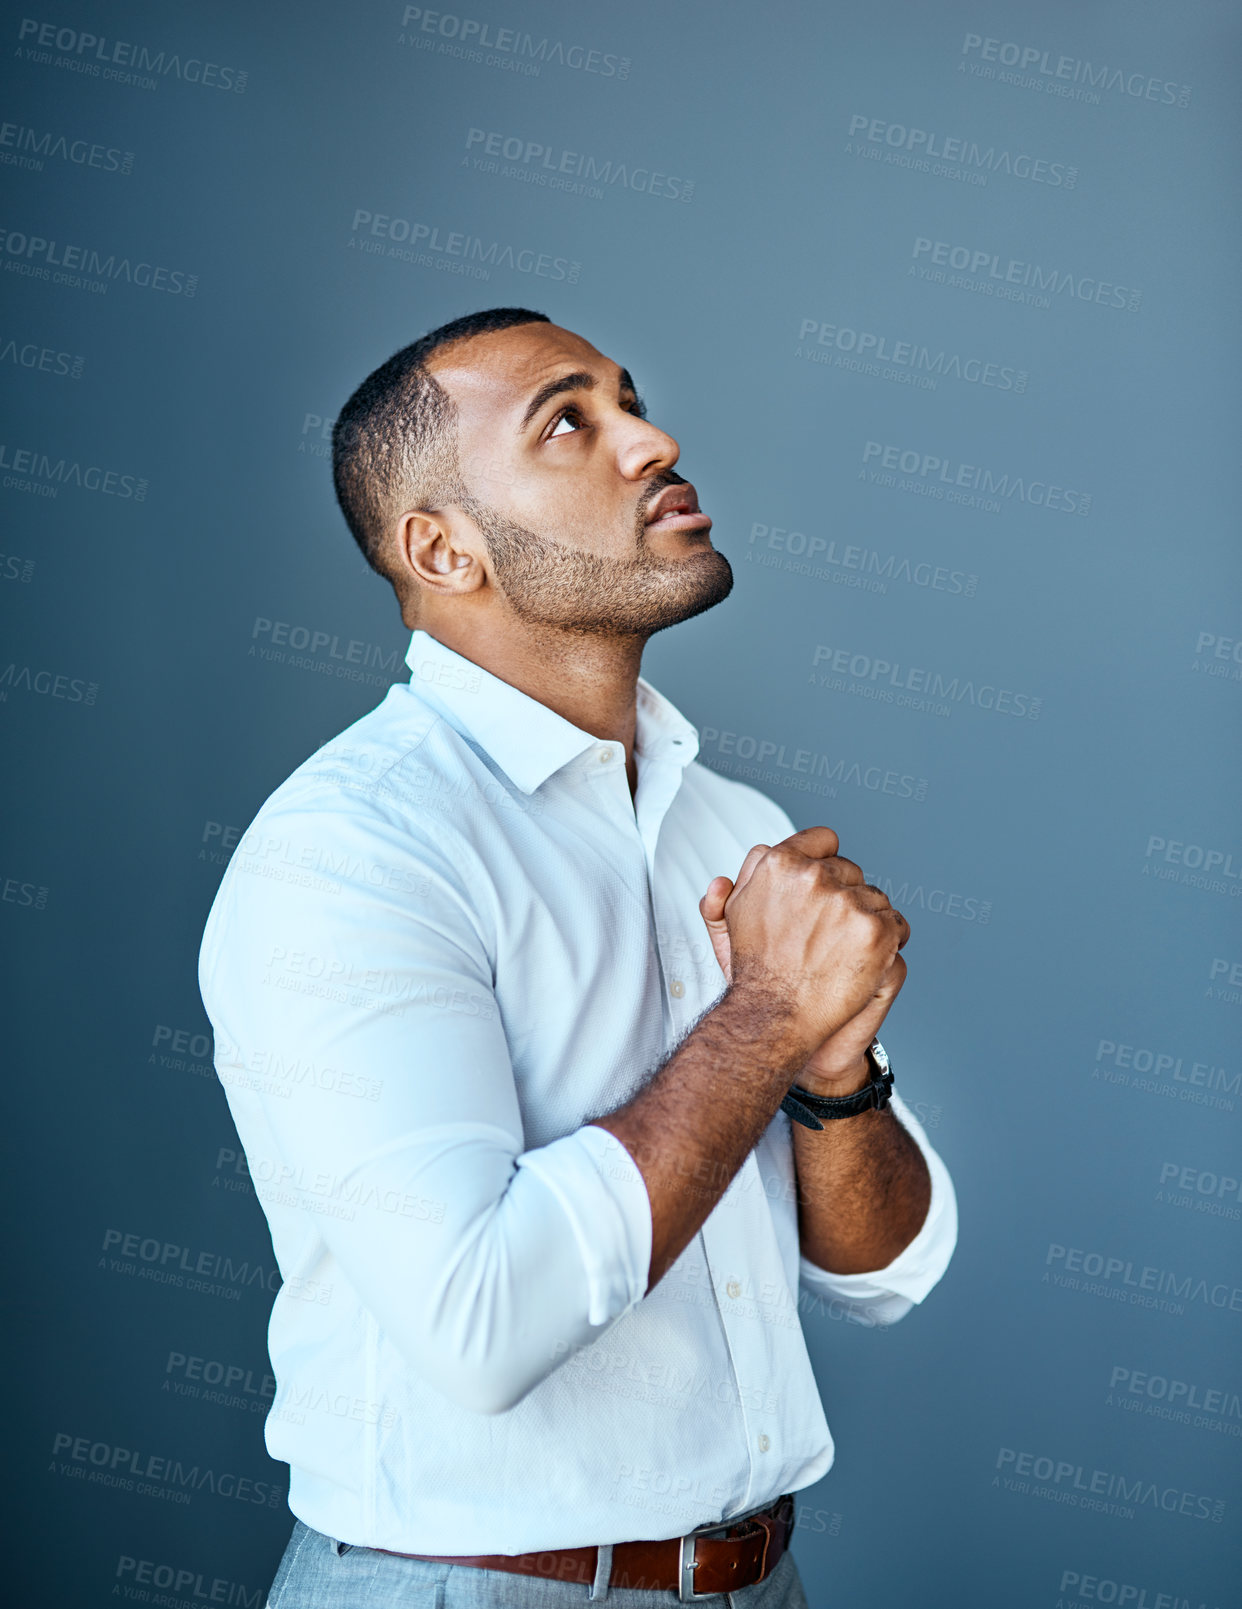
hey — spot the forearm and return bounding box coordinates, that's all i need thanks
[791,1058,932,1274]
[592,986,813,1290]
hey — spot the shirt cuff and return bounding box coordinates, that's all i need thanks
[798,1090,958,1323]
[517,1124,653,1326]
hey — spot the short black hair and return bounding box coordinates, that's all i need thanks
[331,307,551,589]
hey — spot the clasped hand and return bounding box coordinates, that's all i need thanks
[698,826,909,1095]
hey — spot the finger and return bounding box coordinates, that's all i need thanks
[816,854,865,887]
[847,884,895,913]
[848,888,910,948]
[699,875,734,925]
[861,952,908,1012]
[874,952,908,999]
[730,843,770,897]
[774,825,840,862]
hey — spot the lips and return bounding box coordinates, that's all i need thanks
[645,482,708,526]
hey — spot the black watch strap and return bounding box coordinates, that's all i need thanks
[780,1040,893,1130]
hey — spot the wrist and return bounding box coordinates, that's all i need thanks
[717,981,822,1071]
[794,1054,872,1099]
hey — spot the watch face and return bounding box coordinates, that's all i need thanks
[869,1039,890,1073]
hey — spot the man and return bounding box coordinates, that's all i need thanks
[198,307,957,1609]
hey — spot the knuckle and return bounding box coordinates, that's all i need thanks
[849,906,885,941]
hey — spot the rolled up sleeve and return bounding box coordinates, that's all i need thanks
[198,790,653,1415]
[797,1091,958,1326]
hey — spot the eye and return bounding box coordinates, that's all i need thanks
[548,407,585,438]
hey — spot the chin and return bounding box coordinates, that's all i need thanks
[652,551,734,632]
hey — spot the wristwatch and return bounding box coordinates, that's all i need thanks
[780,1040,894,1130]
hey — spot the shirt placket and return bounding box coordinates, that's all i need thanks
[633,744,699,1045]
[638,755,776,1515]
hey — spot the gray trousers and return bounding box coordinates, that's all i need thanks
[267,1519,812,1609]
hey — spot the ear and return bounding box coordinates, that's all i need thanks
[395,509,489,598]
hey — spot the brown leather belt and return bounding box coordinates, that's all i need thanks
[377,1492,795,1600]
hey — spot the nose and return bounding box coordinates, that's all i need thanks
[616,412,680,483]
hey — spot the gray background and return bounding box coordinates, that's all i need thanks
[2,1,1240,1604]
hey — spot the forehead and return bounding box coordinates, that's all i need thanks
[427,322,622,423]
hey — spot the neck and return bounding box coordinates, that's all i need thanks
[417,606,647,756]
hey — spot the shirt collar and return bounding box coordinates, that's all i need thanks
[403,629,700,794]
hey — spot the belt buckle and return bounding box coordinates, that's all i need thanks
[677,1499,778,1602]
[675,1493,791,1596]
[678,1513,732,1601]
[677,1530,713,1602]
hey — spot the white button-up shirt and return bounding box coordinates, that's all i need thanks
[198,629,957,1554]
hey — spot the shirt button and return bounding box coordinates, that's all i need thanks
[758,1434,771,1453]
[725,1279,741,1299]
[598,747,613,763]
[669,979,685,999]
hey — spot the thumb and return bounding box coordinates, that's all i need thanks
[700,876,735,983]
[699,875,734,927]
[866,953,908,1011]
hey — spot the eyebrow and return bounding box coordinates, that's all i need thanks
[518,367,641,432]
